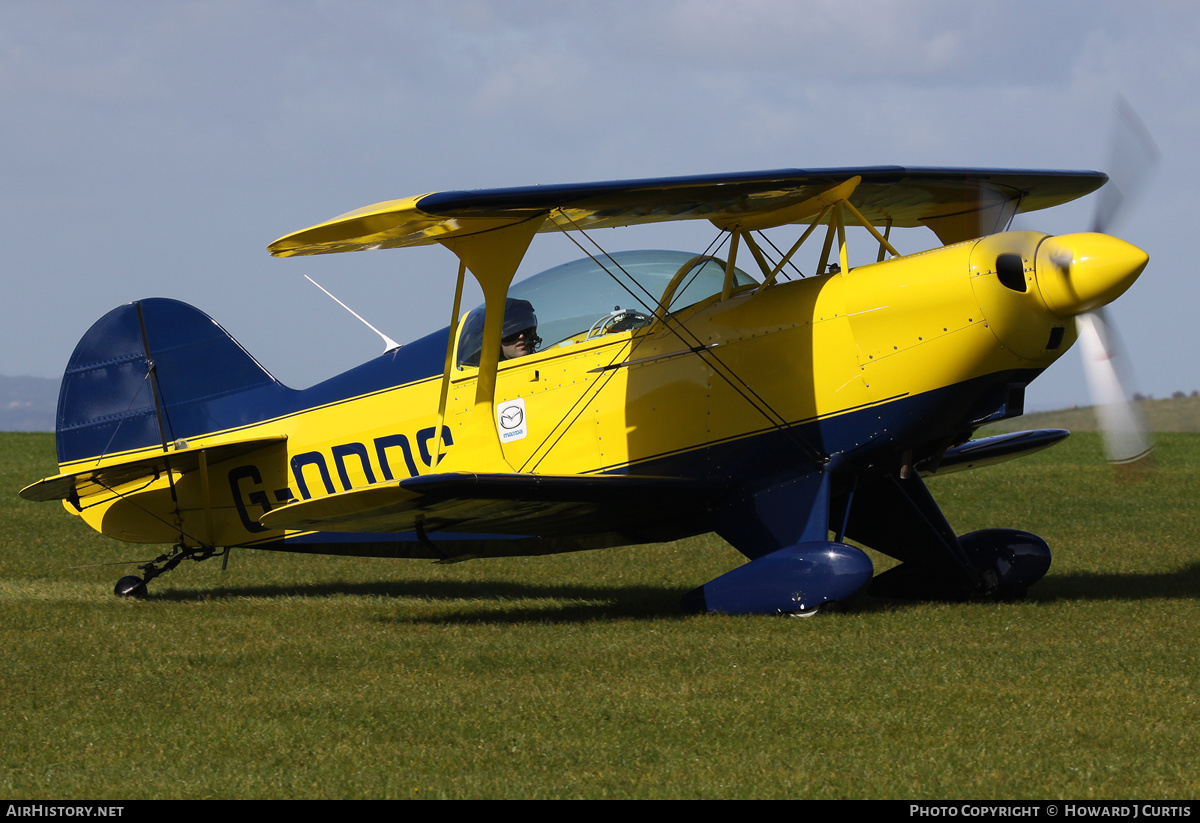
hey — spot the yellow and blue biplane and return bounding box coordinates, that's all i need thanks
[21,166,1150,613]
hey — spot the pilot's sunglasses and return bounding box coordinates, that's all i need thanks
[502,327,535,344]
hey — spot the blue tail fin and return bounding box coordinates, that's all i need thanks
[57,298,283,465]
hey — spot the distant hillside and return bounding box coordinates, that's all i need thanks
[991,394,1200,433]
[0,375,58,432]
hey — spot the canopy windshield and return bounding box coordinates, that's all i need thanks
[456,250,758,367]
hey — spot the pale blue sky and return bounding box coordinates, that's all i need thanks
[2,0,1197,410]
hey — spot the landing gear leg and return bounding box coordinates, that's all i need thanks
[846,474,1052,600]
[113,543,227,598]
[690,468,874,615]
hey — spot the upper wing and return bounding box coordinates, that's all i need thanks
[268,166,1107,256]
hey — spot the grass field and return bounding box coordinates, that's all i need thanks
[991,394,1200,433]
[1,431,1197,799]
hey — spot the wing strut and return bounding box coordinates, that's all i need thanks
[435,216,546,473]
[433,259,468,468]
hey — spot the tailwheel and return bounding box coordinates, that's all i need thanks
[114,576,148,599]
[111,543,226,598]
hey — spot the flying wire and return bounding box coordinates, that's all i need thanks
[545,212,827,465]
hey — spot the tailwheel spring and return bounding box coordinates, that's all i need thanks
[112,543,227,598]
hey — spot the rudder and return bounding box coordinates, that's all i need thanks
[57,298,282,465]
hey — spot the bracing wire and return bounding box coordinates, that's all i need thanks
[542,212,827,465]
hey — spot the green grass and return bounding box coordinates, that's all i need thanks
[1,432,1197,799]
[990,394,1200,433]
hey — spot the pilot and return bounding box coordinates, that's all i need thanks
[458,297,541,366]
[499,298,541,360]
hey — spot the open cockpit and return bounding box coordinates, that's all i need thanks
[455,250,759,368]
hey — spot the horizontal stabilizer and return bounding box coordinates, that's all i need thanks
[21,435,287,504]
[260,472,721,538]
[919,429,1070,476]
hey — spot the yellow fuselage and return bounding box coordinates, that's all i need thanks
[61,229,1145,556]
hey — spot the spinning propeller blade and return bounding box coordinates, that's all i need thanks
[1090,97,1159,235]
[1077,97,1159,469]
[1076,310,1153,467]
